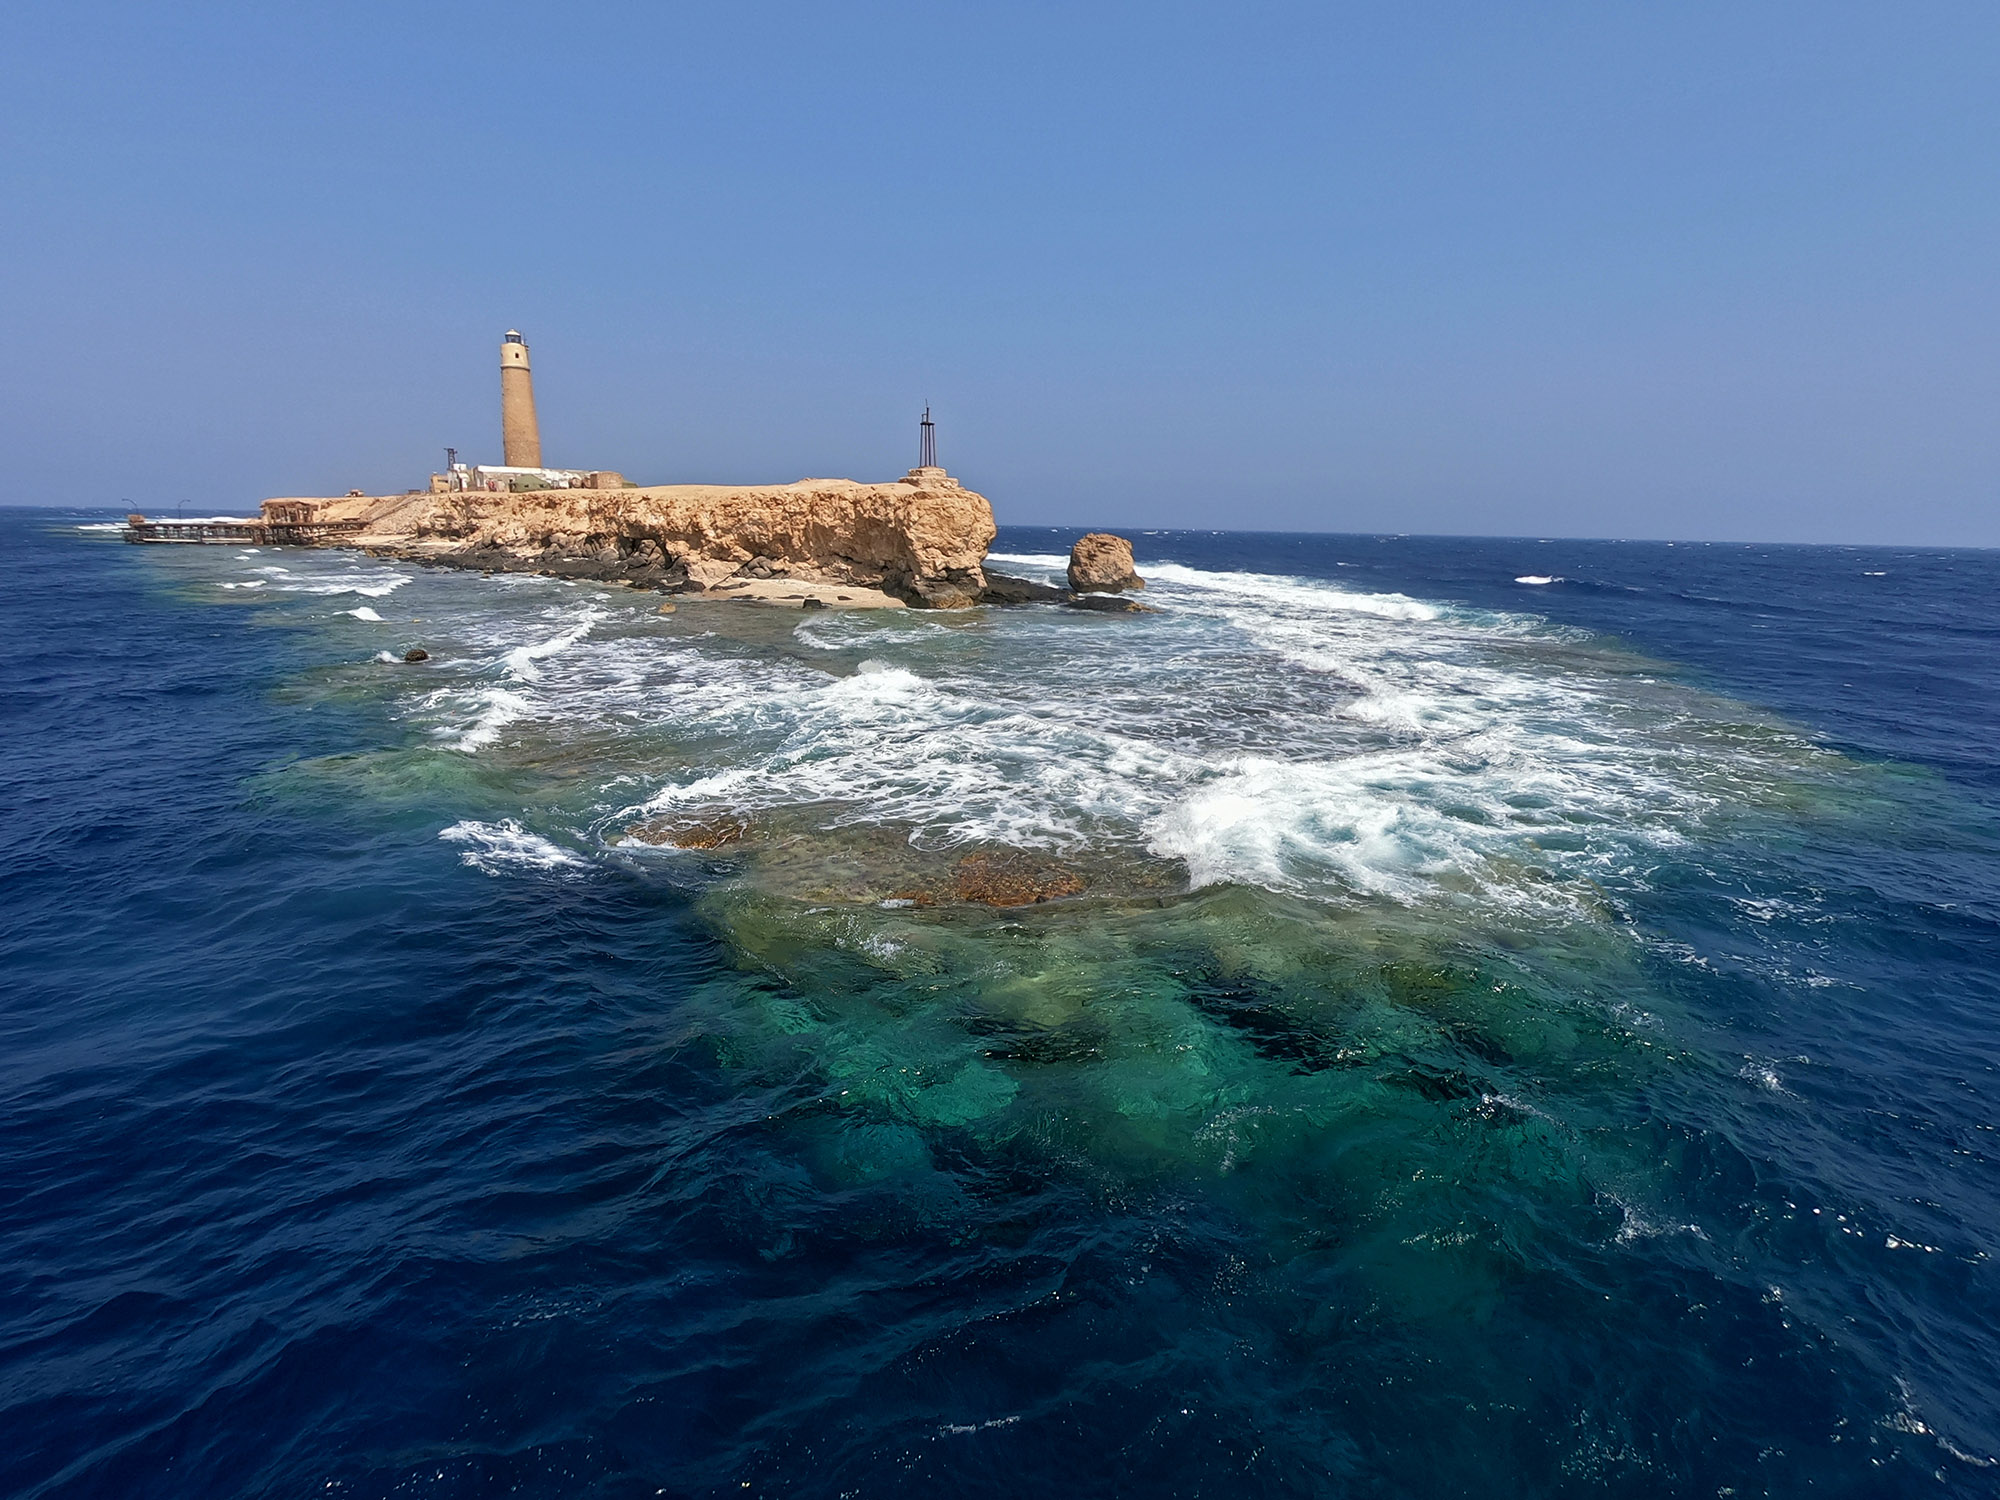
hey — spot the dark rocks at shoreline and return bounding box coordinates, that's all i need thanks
[367,536,1157,615]
[979,571,1068,605]
[979,568,1154,611]
[1064,593,1157,614]
[902,573,987,609]
[389,540,696,593]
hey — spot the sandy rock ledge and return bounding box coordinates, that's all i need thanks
[269,474,996,608]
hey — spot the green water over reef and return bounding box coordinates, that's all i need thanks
[268,542,1870,1281]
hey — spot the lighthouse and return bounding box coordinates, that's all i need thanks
[499,330,542,468]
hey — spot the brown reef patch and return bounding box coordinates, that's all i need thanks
[948,850,1087,907]
[624,813,751,850]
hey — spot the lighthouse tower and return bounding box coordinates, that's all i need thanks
[499,330,542,468]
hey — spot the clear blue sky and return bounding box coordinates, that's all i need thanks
[4,2,1998,542]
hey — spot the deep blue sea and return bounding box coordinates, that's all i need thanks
[4,510,1998,1498]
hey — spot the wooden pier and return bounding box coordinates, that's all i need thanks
[122,513,366,547]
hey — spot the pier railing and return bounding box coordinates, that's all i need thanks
[122,516,367,546]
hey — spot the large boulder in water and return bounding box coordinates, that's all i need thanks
[1068,533,1145,594]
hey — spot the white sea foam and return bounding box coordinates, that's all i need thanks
[938,1415,1021,1437]
[626,654,1167,851]
[1516,575,1560,586]
[1142,562,1441,621]
[448,688,538,751]
[310,576,408,599]
[367,552,1819,917]
[347,606,383,621]
[1152,755,1486,900]
[1738,1059,1797,1096]
[680,560,1755,907]
[501,608,604,682]
[250,562,411,598]
[1603,1191,1708,1246]
[440,819,589,875]
[404,605,614,753]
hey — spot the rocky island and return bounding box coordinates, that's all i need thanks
[263,466,1015,609]
[237,331,1147,609]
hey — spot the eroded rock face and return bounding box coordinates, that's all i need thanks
[286,474,997,608]
[1067,533,1145,594]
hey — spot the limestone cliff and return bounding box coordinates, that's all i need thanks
[267,473,997,608]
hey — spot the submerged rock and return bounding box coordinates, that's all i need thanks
[624,813,750,849]
[401,648,429,662]
[1064,593,1155,614]
[1068,533,1145,594]
[948,851,1087,907]
[883,850,1088,908]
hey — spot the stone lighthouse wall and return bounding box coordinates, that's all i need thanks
[500,333,543,469]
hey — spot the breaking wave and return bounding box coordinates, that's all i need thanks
[348,555,1834,918]
[439,818,590,875]
[247,563,411,598]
